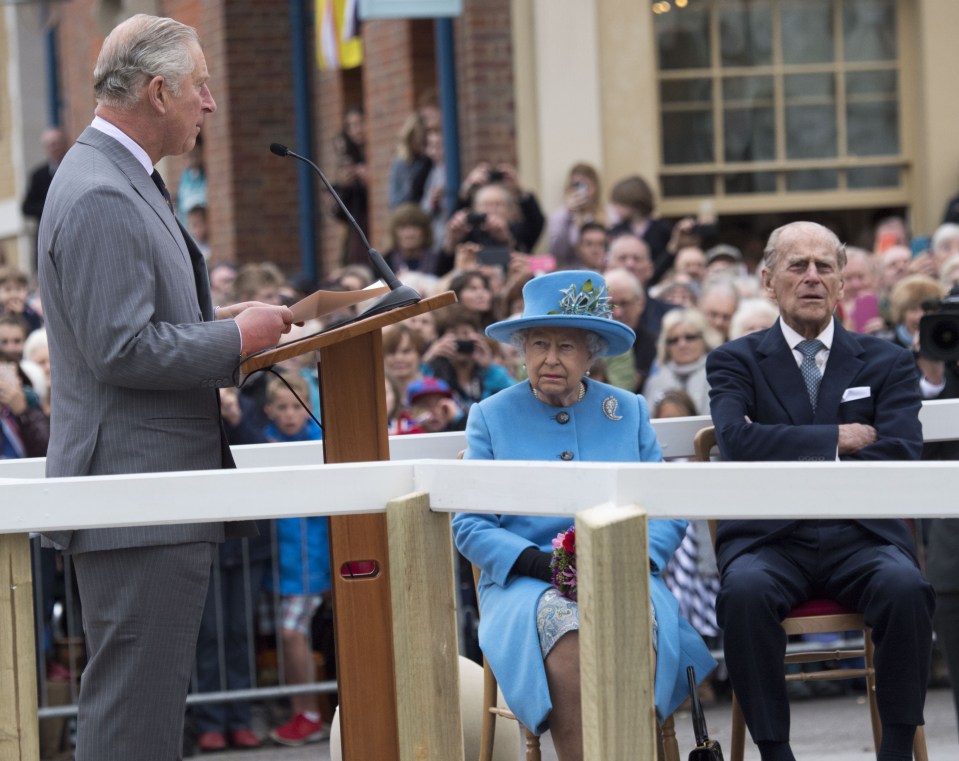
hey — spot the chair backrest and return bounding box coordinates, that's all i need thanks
[693,426,719,548]
[693,425,717,463]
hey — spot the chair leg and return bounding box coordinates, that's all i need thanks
[479,658,498,761]
[730,691,746,761]
[659,713,680,761]
[524,728,541,761]
[865,628,882,755]
[913,725,928,761]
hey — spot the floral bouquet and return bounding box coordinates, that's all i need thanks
[550,525,577,601]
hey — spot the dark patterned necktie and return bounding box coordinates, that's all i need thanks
[151,169,174,211]
[796,339,825,413]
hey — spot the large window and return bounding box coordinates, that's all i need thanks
[654,0,904,205]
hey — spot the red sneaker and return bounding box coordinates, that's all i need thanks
[270,713,330,746]
[196,731,228,752]
[228,728,262,749]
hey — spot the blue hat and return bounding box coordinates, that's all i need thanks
[406,377,453,406]
[485,270,635,357]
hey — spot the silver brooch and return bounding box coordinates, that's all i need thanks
[602,396,622,421]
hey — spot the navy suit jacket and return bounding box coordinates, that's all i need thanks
[706,318,923,570]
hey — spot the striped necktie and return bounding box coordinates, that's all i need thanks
[796,339,825,413]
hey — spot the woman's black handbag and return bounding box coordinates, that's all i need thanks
[687,666,725,760]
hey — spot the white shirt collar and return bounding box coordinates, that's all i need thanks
[779,316,834,351]
[91,116,155,177]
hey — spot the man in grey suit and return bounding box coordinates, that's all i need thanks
[38,15,294,760]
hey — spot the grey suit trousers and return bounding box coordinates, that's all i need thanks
[72,543,215,761]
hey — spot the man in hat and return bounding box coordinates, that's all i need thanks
[406,377,466,433]
[705,243,744,279]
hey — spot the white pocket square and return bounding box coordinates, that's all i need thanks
[841,386,871,402]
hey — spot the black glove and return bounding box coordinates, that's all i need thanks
[510,546,553,582]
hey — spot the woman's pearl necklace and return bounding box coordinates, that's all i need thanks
[530,381,586,405]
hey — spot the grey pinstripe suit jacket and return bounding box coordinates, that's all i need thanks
[38,126,246,554]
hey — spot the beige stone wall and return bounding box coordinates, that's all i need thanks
[514,0,959,235]
[0,9,14,202]
[914,0,959,235]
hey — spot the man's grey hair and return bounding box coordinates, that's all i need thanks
[94,14,199,110]
[762,221,847,273]
[510,328,610,360]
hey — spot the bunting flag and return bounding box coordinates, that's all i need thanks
[317,0,363,71]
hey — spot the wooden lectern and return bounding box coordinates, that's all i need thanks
[242,291,456,761]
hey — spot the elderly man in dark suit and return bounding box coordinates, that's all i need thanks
[38,15,293,761]
[706,221,934,761]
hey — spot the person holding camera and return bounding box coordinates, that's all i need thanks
[446,161,545,253]
[880,275,943,352]
[905,284,959,736]
[546,163,603,266]
[423,304,514,410]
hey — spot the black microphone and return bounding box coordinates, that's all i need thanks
[270,142,421,318]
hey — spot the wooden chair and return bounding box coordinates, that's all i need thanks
[471,563,680,761]
[693,425,928,761]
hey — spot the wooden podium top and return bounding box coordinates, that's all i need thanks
[240,291,456,373]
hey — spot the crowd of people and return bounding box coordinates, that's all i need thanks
[6,13,959,760]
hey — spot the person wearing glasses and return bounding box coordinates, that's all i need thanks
[644,308,721,417]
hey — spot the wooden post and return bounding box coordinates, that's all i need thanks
[0,533,40,761]
[386,492,464,761]
[576,504,656,761]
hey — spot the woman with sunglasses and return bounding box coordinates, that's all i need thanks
[644,307,722,416]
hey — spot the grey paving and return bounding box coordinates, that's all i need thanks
[197,685,958,760]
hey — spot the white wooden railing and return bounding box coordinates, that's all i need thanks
[2,399,959,761]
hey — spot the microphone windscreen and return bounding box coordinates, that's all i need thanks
[270,143,289,157]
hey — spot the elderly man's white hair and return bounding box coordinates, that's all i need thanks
[94,14,200,110]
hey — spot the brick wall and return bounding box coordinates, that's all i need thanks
[455,0,517,172]
[50,2,520,277]
[361,19,438,253]
[208,0,302,271]
[54,0,304,272]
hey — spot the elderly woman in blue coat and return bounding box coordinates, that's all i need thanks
[452,270,715,761]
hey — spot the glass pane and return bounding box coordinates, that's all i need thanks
[724,108,776,162]
[784,73,835,99]
[787,169,839,191]
[661,175,715,198]
[723,75,774,103]
[662,111,715,165]
[725,172,777,194]
[656,7,710,70]
[847,165,900,188]
[660,78,712,105]
[843,0,897,62]
[786,105,837,159]
[781,0,834,64]
[847,100,899,156]
[845,70,896,96]
[720,3,772,67]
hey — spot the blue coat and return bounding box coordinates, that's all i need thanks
[706,318,923,571]
[451,379,716,734]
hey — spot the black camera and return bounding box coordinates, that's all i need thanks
[487,169,505,183]
[455,339,476,354]
[919,286,959,361]
[466,211,487,229]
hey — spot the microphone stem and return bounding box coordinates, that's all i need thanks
[287,150,401,290]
